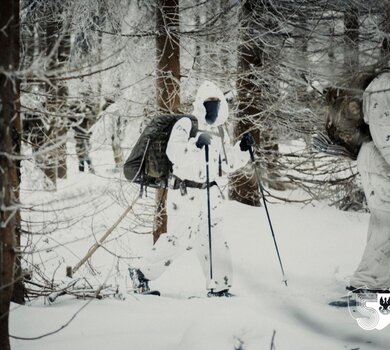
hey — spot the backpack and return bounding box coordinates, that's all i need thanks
[123,114,198,188]
[325,71,376,159]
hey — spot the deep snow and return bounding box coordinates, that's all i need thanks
[10,140,390,350]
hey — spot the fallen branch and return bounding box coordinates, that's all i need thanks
[72,196,139,275]
[47,279,80,303]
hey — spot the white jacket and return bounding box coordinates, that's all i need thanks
[166,81,249,184]
[363,71,390,166]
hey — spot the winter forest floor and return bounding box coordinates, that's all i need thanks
[9,141,390,350]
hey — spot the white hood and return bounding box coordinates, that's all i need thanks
[192,81,229,128]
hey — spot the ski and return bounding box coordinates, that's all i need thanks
[140,290,161,296]
[127,289,161,296]
[135,290,160,296]
[207,290,234,298]
[328,299,357,308]
[329,290,383,308]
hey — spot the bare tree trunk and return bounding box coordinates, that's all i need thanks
[44,17,60,184]
[344,6,359,73]
[56,20,71,179]
[94,0,112,116]
[10,111,23,303]
[0,1,21,348]
[156,0,180,113]
[230,0,261,206]
[11,71,24,305]
[380,37,390,67]
[154,0,181,243]
[44,6,70,184]
[232,0,285,203]
[20,16,35,70]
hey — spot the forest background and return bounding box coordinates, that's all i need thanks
[1,1,390,349]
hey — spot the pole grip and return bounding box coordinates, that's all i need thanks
[205,144,209,163]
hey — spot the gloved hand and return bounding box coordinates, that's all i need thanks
[196,132,212,149]
[239,132,255,152]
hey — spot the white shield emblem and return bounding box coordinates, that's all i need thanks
[348,292,390,330]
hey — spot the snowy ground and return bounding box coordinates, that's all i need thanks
[9,141,390,350]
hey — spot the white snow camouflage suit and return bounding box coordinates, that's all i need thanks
[135,81,249,292]
[350,72,390,290]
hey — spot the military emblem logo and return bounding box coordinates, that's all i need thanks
[348,292,390,330]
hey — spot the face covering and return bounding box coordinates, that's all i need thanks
[203,100,221,125]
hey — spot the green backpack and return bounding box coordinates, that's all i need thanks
[324,72,375,159]
[123,114,198,188]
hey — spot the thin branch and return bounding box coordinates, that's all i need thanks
[25,61,124,83]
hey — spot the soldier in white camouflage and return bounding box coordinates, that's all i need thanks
[349,71,390,292]
[69,101,95,174]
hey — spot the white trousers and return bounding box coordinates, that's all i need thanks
[350,142,390,289]
[137,186,233,292]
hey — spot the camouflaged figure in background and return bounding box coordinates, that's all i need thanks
[326,70,390,291]
[69,101,95,174]
[349,71,390,291]
[325,72,374,159]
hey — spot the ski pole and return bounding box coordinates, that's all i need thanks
[204,144,215,291]
[218,126,228,165]
[248,145,288,287]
